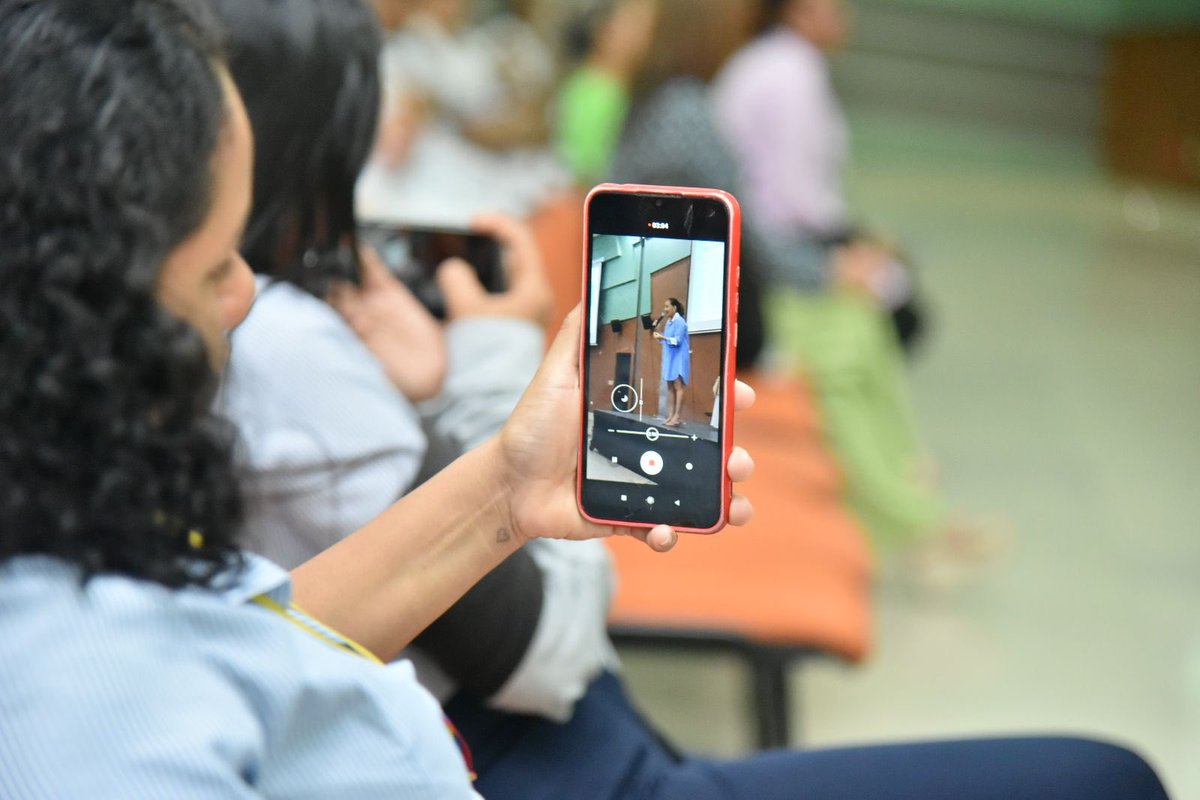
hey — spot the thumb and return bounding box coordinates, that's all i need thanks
[436,257,486,318]
[536,304,582,387]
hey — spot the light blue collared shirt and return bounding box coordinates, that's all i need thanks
[0,553,480,799]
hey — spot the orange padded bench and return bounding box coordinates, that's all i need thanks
[530,193,874,749]
[529,189,587,337]
[606,372,873,748]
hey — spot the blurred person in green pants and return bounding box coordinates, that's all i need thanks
[767,272,941,552]
[713,0,997,580]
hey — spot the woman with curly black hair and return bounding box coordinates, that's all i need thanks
[0,1,754,796]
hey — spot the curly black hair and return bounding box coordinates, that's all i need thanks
[213,0,383,297]
[0,0,245,588]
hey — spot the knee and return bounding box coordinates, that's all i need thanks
[1047,737,1169,799]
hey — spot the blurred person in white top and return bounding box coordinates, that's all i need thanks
[359,0,569,226]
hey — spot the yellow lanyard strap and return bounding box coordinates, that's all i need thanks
[250,594,383,665]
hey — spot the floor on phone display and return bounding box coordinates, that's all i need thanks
[615,113,1200,799]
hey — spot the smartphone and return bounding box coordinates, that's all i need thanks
[358,222,505,318]
[578,184,741,533]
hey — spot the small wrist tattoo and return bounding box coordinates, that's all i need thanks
[496,528,512,543]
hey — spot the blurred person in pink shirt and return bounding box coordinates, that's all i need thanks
[712,0,923,351]
[709,0,1015,579]
[713,0,851,238]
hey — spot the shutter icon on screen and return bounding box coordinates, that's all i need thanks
[640,451,663,476]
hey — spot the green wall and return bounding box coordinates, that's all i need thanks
[860,0,1200,33]
[594,236,690,324]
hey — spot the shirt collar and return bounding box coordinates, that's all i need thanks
[211,551,293,607]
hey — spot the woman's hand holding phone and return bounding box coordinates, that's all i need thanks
[496,306,754,553]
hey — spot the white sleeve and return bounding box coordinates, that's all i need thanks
[420,316,544,454]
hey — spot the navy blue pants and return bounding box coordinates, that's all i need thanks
[444,672,1169,800]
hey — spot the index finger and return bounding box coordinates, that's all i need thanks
[357,244,394,288]
[733,380,756,411]
[533,303,582,386]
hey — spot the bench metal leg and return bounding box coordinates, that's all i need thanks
[749,647,797,749]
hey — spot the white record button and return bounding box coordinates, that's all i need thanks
[640,450,663,476]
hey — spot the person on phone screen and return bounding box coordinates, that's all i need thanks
[711,376,721,428]
[652,297,690,426]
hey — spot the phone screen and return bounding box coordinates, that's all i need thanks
[358,223,504,317]
[580,189,735,531]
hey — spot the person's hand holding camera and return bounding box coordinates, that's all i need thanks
[436,212,552,325]
[327,246,447,402]
[832,239,892,301]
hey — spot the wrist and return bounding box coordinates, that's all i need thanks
[476,436,531,547]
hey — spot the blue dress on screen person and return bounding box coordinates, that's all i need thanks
[661,314,690,383]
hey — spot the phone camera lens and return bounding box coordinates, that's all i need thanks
[654,198,663,208]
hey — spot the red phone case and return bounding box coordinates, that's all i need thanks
[577,183,741,534]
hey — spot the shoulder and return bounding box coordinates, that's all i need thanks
[718,32,775,80]
[0,556,292,679]
[651,77,711,119]
[230,280,374,376]
[0,557,273,793]
[222,281,422,459]
[716,30,823,99]
[0,556,476,797]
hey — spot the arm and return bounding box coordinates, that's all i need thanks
[410,316,548,700]
[289,304,754,661]
[557,68,629,185]
[289,436,527,662]
[417,212,551,474]
[667,316,685,347]
[652,331,679,346]
[486,538,617,720]
[419,317,544,460]
[412,216,620,717]
[411,543,545,698]
[653,319,681,347]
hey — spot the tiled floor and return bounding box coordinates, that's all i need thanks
[617,115,1200,797]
